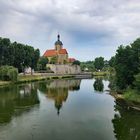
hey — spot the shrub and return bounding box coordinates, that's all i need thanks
[72,60,80,65]
[0,65,18,82]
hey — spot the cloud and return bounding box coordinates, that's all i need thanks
[0,0,140,60]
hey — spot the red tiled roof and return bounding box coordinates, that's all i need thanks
[68,58,76,63]
[59,49,68,54]
[43,49,57,57]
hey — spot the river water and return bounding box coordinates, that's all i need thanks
[0,78,139,140]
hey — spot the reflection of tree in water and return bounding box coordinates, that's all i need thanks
[39,79,81,115]
[0,83,39,124]
[14,83,39,108]
[112,99,140,140]
[93,78,104,92]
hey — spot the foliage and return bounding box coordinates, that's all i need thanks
[37,57,48,70]
[109,56,116,67]
[94,57,104,70]
[134,73,140,90]
[50,56,57,64]
[93,71,109,76]
[93,78,104,92]
[72,60,80,65]
[0,65,18,82]
[0,37,40,72]
[114,40,140,89]
[80,61,95,72]
[124,89,140,102]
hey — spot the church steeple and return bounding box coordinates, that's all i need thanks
[55,34,63,51]
[57,34,60,41]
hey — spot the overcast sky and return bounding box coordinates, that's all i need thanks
[0,0,140,61]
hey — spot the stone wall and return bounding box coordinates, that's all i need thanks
[47,64,81,74]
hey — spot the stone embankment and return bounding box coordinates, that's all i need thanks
[47,64,81,74]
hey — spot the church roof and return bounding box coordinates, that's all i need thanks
[59,49,68,54]
[43,49,57,57]
[43,49,68,57]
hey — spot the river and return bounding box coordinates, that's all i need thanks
[0,78,139,140]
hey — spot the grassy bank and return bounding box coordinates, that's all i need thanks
[110,89,140,111]
[123,89,140,103]
[0,81,11,86]
[0,74,75,87]
[93,71,109,76]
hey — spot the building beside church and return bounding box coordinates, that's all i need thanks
[43,34,75,64]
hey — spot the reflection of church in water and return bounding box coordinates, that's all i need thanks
[45,80,81,115]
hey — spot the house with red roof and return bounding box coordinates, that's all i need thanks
[43,34,76,64]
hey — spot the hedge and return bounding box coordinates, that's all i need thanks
[0,66,18,82]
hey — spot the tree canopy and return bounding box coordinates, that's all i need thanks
[94,57,104,70]
[113,38,140,89]
[38,57,48,70]
[0,37,40,72]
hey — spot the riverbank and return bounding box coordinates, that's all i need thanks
[0,81,11,86]
[110,91,140,111]
[0,74,75,87]
[93,71,109,76]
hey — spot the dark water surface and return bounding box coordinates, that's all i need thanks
[0,79,139,140]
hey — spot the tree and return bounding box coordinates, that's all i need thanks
[114,43,140,89]
[109,56,116,67]
[80,61,95,72]
[0,38,11,66]
[134,73,140,91]
[30,49,40,74]
[94,57,104,70]
[131,38,140,69]
[0,37,40,73]
[38,57,48,70]
[72,60,80,65]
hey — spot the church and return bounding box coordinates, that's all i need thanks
[43,34,75,64]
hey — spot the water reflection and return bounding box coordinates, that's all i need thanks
[0,83,39,124]
[93,78,104,92]
[38,79,81,115]
[112,99,140,140]
[0,79,139,140]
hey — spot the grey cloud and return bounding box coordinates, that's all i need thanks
[0,0,140,60]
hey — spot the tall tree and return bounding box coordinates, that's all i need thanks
[94,57,104,70]
[115,42,140,89]
[0,37,40,73]
[109,56,116,67]
[38,57,48,70]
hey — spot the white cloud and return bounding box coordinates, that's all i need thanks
[0,0,140,60]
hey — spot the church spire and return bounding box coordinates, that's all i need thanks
[55,33,63,46]
[57,34,60,41]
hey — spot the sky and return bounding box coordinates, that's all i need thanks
[0,0,140,61]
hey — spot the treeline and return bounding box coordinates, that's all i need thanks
[0,37,40,72]
[81,57,110,72]
[110,38,140,91]
[81,37,140,94]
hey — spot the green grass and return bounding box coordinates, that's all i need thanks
[93,71,109,76]
[123,89,140,103]
[0,81,11,86]
[0,74,75,87]
[18,75,46,82]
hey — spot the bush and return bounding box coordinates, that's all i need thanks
[72,60,80,65]
[0,66,18,82]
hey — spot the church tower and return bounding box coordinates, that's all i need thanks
[55,34,63,51]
